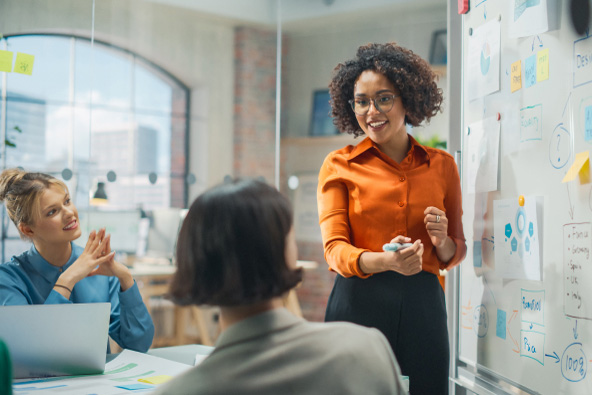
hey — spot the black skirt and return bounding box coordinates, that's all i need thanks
[325,270,449,395]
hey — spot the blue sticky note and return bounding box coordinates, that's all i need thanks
[496,309,507,339]
[585,106,592,142]
[473,241,482,268]
[524,55,537,88]
[115,383,155,391]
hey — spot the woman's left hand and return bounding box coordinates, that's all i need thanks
[88,233,134,291]
[424,206,448,248]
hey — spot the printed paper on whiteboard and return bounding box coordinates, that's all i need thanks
[467,19,501,101]
[466,117,500,194]
[494,196,542,280]
[508,0,552,38]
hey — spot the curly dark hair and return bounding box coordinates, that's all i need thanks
[329,42,443,137]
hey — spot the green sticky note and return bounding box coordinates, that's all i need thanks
[14,52,35,75]
[0,50,13,72]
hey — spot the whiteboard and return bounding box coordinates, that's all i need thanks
[458,0,592,394]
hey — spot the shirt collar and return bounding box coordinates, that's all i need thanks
[348,134,431,165]
[214,308,303,349]
[27,242,78,282]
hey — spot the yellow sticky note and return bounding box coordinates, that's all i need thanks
[138,375,173,385]
[562,151,590,183]
[537,48,549,82]
[13,52,34,76]
[511,60,522,93]
[0,50,13,72]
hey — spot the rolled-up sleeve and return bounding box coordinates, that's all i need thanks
[318,154,371,279]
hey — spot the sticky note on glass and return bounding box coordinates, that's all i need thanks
[0,50,13,72]
[524,55,536,88]
[511,60,522,92]
[562,151,590,183]
[138,375,173,385]
[537,49,549,82]
[496,309,506,339]
[14,52,35,75]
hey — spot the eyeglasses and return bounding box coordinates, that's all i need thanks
[348,94,398,115]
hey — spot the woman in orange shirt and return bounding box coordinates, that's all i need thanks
[318,43,466,394]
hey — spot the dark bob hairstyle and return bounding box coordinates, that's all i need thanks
[170,178,302,307]
[329,42,443,137]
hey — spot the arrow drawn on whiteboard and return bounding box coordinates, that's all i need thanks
[507,310,520,353]
[567,184,575,220]
[545,351,560,363]
[531,35,544,51]
[574,320,579,339]
[484,4,487,19]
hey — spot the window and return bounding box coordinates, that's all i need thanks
[0,34,189,260]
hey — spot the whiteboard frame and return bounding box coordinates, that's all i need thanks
[446,2,541,394]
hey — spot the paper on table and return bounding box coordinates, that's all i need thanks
[12,350,192,395]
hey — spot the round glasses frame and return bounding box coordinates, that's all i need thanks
[348,94,398,115]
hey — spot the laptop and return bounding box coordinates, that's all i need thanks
[0,303,110,379]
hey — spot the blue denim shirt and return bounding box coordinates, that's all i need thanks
[0,243,154,353]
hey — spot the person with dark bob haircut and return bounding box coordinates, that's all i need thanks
[318,42,466,394]
[155,178,405,395]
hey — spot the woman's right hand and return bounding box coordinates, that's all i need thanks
[359,236,424,276]
[57,228,116,289]
[382,236,423,276]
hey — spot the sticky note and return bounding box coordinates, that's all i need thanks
[473,241,482,268]
[138,375,173,385]
[537,48,549,82]
[496,309,507,339]
[586,106,592,142]
[562,151,590,183]
[13,52,34,76]
[115,383,154,391]
[0,50,13,72]
[511,60,522,92]
[524,55,536,88]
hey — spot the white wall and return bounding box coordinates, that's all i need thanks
[281,3,448,185]
[283,3,447,139]
[0,0,238,201]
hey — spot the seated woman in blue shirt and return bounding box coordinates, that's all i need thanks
[0,168,154,353]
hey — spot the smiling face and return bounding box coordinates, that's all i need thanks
[353,70,408,149]
[20,185,81,246]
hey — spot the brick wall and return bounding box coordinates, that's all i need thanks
[233,26,278,182]
[233,26,332,322]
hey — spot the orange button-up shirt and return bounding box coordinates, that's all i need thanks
[317,135,466,278]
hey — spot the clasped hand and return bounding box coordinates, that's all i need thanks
[383,236,423,276]
[60,228,134,291]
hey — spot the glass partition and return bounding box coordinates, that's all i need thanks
[0,0,447,325]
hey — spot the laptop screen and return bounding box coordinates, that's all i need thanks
[0,303,111,379]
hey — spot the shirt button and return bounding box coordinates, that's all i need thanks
[399,176,405,182]
[398,201,405,207]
